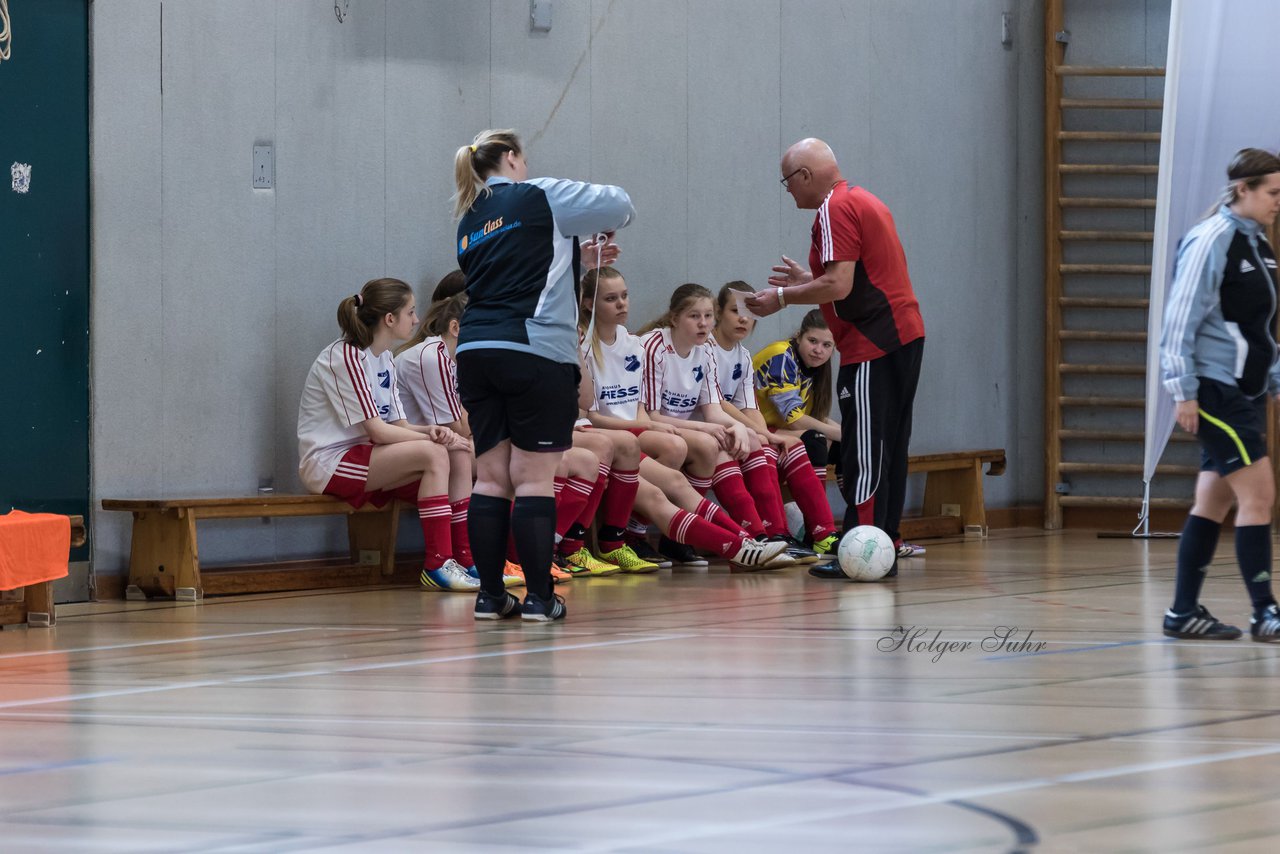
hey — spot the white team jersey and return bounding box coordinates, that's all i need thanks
[706,338,757,410]
[640,327,722,420]
[297,340,405,493]
[581,324,647,421]
[394,339,462,427]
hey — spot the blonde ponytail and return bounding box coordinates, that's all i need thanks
[452,129,523,219]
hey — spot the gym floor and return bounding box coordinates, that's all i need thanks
[2,529,1277,852]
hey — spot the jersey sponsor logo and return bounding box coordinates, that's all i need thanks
[459,218,523,254]
[1241,259,1256,273]
[624,354,641,372]
[600,384,641,401]
[662,390,701,411]
[377,369,391,389]
[377,402,392,418]
[732,363,743,380]
[692,365,704,382]
[838,386,851,400]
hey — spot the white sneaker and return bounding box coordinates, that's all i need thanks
[897,542,926,558]
[421,558,482,591]
[728,538,791,570]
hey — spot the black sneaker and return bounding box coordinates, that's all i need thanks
[1163,605,1242,640]
[658,535,709,567]
[474,589,522,621]
[808,562,845,579]
[1251,603,1280,643]
[761,534,821,565]
[628,537,673,568]
[522,592,567,622]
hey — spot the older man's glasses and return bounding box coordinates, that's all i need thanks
[779,167,808,187]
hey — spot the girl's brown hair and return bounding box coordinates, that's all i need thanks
[396,292,468,356]
[453,129,522,219]
[430,269,466,303]
[638,283,715,335]
[579,266,625,368]
[716,280,754,314]
[793,309,833,419]
[337,278,414,350]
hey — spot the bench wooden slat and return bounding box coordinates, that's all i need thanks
[102,495,366,512]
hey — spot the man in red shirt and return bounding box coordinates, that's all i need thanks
[747,138,925,579]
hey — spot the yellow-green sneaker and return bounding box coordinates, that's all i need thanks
[561,547,620,576]
[599,544,661,574]
[813,534,840,557]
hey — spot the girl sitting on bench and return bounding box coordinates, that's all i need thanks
[297,277,478,592]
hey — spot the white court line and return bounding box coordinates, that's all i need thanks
[0,633,696,711]
[0,626,409,661]
[576,742,1280,852]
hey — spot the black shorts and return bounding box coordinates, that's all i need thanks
[1196,378,1268,476]
[456,349,580,457]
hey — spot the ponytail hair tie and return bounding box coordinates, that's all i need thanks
[353,293,363,308]
[469,144,477,153]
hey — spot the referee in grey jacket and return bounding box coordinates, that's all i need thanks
[1159,147,1280,643]
[452,128,634,623]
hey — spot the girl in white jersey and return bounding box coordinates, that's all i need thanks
[297,278,475,592]
[577,268,792,570]
[638,284,794,547]
[711,282,839,559]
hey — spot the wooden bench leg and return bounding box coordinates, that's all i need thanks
[921,460,988,536]
[24,581,54,627]
[347,506,400,578]
[126,509,202,600]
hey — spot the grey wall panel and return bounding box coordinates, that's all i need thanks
[159,2,278,561]
[385,0,492,296]
[588,0,690,328]
[489,0,592,183]
[89,1,164,570]
[685,0,781,305]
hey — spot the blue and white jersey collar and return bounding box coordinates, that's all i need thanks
[485,176,516,187]
[1219,204,1264,237]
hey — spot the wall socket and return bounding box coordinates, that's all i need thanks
[941,503,961,517]
[253,145,274,189]
[358,550,381,567]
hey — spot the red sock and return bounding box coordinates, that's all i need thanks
[668,509,745,559]
[742,448,787,536]
[577,464,610,527]
[601,467,640,530]
[781,443,836,539]
[556,475,596,538]
[450,497,473,566]
[696,497,747,535]
[418,496,453,568]
[685,472,712,495]
[711,461,766,537]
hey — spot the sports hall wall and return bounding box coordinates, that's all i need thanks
[86,1,1126,575]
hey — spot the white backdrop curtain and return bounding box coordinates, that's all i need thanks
[1141,0,1280,529]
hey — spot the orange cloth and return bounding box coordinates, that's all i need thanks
[0,511,71,591]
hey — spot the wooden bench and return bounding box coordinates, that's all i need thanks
[0,514,86,628]
[795,448,1007,539]
[101,496,414,601]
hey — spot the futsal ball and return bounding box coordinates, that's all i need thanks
[837,526,895,581]
[783,501,805,540]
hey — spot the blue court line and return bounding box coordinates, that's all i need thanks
[0,757,118,777]
[983,639,1163,661]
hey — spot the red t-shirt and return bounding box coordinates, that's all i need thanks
[808,181,924,365]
